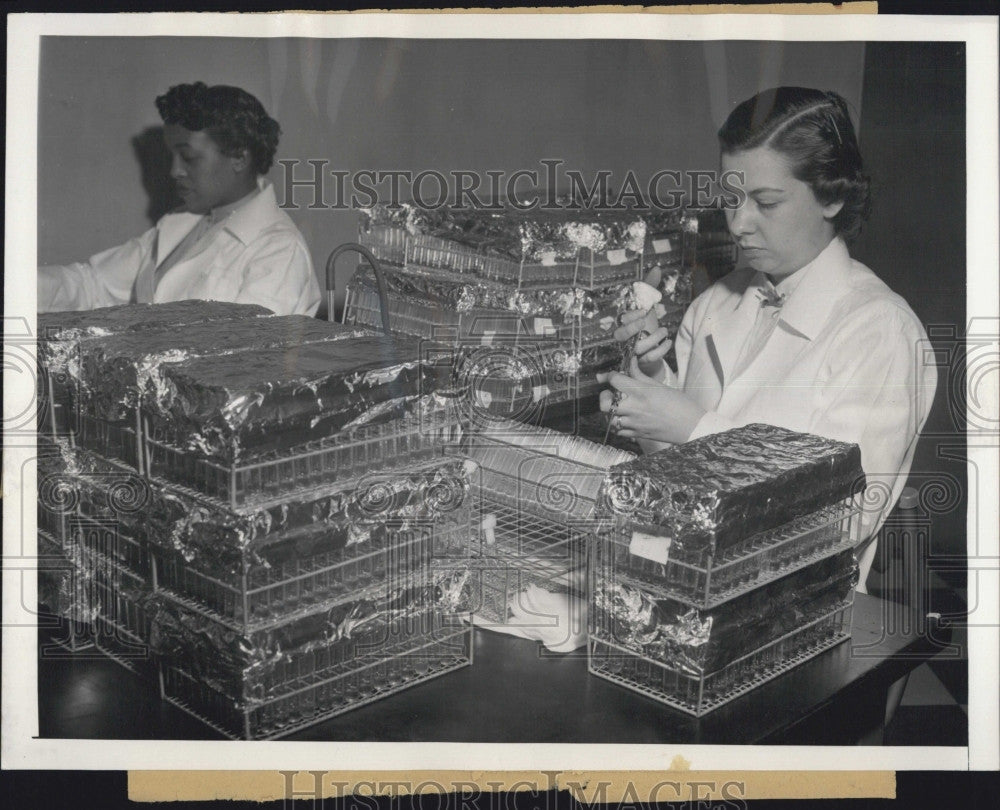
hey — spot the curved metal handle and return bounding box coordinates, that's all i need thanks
[325,242,392,334]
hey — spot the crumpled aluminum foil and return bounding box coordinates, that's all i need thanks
[135,457,472,577]
[145,335,454,463]
[592,548,857,676]
[361,203,649,263]
[598,423,865,557]
[38,301,272,381]
[76,316,372,423]
[149,578,466,705]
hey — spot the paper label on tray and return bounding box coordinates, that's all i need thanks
[629,530,671,564]
[533,317,556,336]
[606,249,628,265]
[475,390,493,408]
[532,384,550,402]
[481,331,495,345]
[652,238,674,254]
[540,251,557,266]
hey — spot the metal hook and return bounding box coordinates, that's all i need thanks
[325,242,393,334]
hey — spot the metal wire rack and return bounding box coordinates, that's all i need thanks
[593,500,862,610]
[150,509,471,634]
[588,600,852,717]
[158,622,473,740]
[142,408,464,511]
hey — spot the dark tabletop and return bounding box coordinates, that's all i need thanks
[39,592,952,744]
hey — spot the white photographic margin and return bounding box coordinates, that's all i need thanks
[3,10,998,772]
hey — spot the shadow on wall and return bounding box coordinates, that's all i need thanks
[132,125,181,225]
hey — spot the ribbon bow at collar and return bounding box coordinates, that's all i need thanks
[755,279,786,309]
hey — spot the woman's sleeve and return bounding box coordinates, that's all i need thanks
[661,287,700,389]
[806,305,938,544]
[233,230,321,316]
[37,229,156,312]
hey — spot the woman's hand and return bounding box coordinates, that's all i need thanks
[613,268,672,381]
[614,310,672,381]
[597,357,706,445]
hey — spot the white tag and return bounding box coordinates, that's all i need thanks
[606,248,628,265]
[540,251,557,266]
[629,530,671,564]
[533,317,556,336]
[480,331,495,345]
[532,384,550,402]
[475,390,493,407]
[652,238,673,254]
[599,316,615,331]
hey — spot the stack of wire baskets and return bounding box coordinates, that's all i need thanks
[35,308,475,740]
[587,441,863,717]
[340,208,731,423]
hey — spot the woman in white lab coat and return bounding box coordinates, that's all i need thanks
[38,82,321,316]
[600,87,937,586]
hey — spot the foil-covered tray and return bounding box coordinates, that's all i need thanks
[143,335,456,463]
[591,548,858,676]
[37,300,273,380]
[598,423,865,557]
[150,573,467,705]
[77,316,372,422]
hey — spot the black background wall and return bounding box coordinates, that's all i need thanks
[855,41,967,569]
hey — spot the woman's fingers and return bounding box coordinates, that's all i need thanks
[598,389,614,412]
[640,338,673,367]
[634,326,670,357]
[613,313,647,343]
[605,371,641,395]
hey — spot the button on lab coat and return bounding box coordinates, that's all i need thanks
[663,237,938,586]
[38,180,321,316]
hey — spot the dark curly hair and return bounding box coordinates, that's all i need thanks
[156,82,281,175]
[718,87,871,241]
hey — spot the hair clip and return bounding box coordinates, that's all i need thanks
[825,110,843,146]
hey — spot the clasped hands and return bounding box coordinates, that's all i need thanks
[598,306,705,447]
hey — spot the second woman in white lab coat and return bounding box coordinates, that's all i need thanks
[38,82,321,317]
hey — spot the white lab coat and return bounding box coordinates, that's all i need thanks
[38,180,321,316]
[664,237,937,586]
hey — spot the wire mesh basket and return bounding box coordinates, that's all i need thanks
[461,496,587,625]
[36,529,98,653]
[457,422,632,624]
[71,512,151,581]
[588,599,853,717]
[37,441,74,548]
[158,622,472,740]
[150,506,472,634]
[593,500,862,609]
[467,421,634,522]
[358,224,408,266]
[76,412,143,471]
[78,545,156,674]
[142,408,464,511]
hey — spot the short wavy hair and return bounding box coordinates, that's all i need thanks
[718,87,871,241]
[156,82,281,175]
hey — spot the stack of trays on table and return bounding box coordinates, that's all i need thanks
[589,423,866,716]
[36,300,274,442]
[345,204,701,421]
[452,420,635,631]
[36,433,156,660]
[35,301,475,739]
